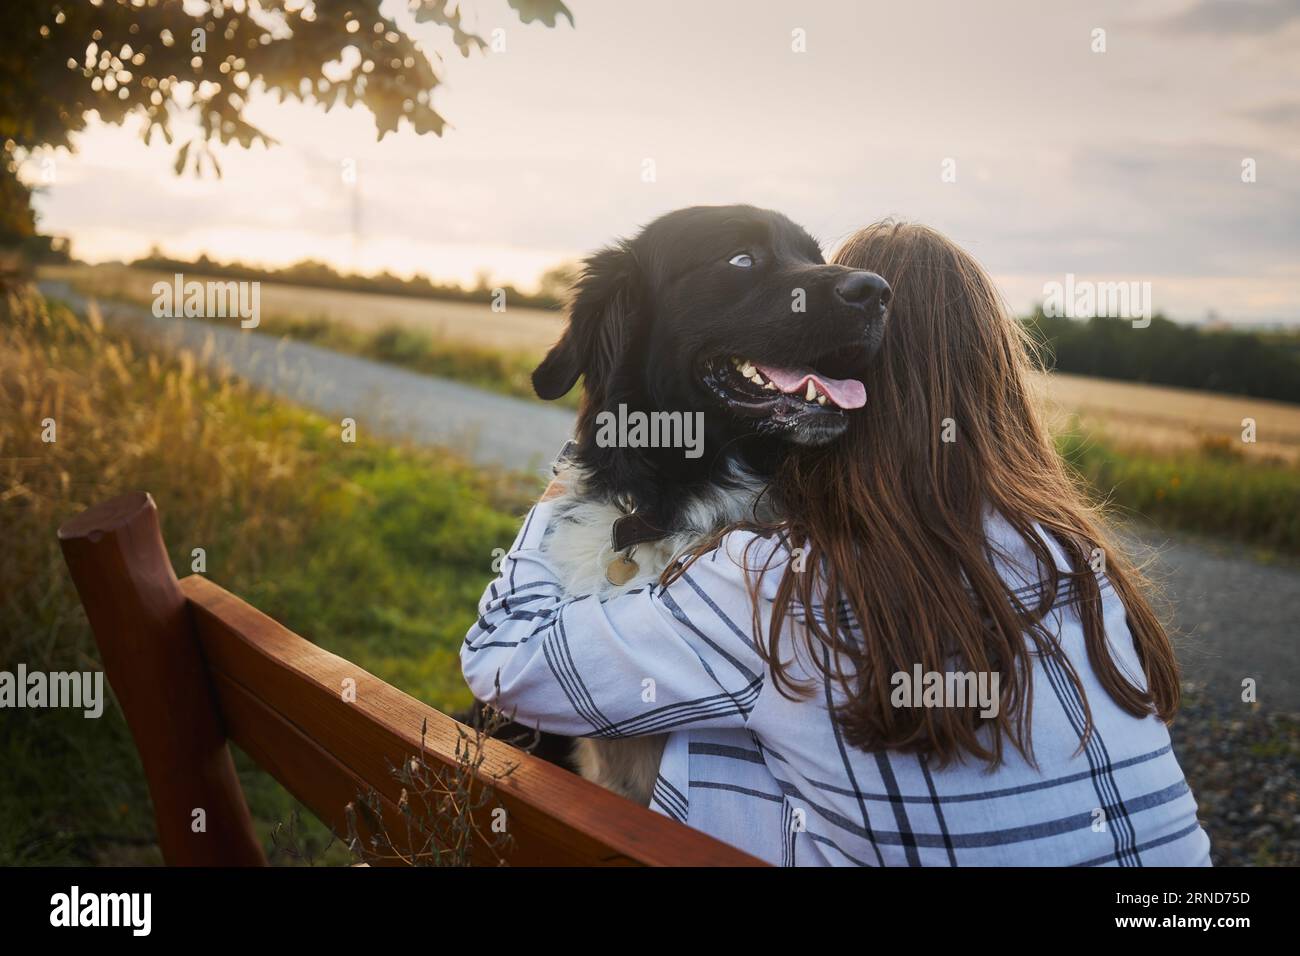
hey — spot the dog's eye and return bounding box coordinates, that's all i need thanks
[728,253,754,268]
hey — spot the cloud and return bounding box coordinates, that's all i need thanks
[1060,141,1300,275]
[1145,0,1300,35]
[1239,99,1300,126]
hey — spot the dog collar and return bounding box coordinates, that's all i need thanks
[611,508,669,552]
[551,438,671,565]
[607,498,668,586]
[554,445,670,551]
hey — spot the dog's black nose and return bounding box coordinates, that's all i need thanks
[835,271,892,311]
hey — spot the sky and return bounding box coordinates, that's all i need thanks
[23,0,1300,324]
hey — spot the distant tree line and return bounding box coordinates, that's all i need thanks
[127,249,578,312]
[1024,309,1300,405]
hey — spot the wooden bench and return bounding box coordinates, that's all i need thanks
[58,492,764,867]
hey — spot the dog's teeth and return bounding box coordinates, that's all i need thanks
[732,357,743,369]
[765,381,778,390]
[816,394,827,405]
[740,362,756,377]
[805,381,817,402]
[751,371,766,386]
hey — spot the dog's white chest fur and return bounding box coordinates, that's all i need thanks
[541,464,770,804]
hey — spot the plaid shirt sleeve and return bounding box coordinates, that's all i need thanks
[461,500,773,738]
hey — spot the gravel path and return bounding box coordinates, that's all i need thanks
[44,280,1297,865]
[40,282,574,474]
[1118,528,1300,712]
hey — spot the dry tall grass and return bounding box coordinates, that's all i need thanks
[1,288,329,862]
[0,285,531,864]
[2,291,313,624]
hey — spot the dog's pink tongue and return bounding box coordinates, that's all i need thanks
[755,364,867,409]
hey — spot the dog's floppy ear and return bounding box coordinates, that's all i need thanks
[533,242,637,401]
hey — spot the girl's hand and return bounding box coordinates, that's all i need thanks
[542,439,576,502]
[540,476,567,501]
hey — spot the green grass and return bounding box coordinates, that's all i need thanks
[0,287,538,865]
[264,312,580,409]
[1057,428,1300,556]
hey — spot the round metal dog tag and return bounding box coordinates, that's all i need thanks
[605,553,640,586]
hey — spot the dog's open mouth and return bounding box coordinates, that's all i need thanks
[701,354,868,443]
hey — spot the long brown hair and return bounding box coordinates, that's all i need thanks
[681,220,1180,767]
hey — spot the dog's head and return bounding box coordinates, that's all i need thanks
[534,205,889,510]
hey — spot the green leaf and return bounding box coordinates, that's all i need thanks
[508,0,575,28]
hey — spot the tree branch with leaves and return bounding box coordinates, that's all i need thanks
[0,0,573,244]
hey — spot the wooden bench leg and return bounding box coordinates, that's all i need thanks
[59,492,266,866]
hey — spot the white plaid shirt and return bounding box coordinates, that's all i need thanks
[462,500,1211,866]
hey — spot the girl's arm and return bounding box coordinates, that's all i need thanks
[461,498,777,738]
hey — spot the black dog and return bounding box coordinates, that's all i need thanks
[472,204,890,796]
[534,203,890,535]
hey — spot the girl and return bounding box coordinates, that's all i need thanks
[462,220,1211,866]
